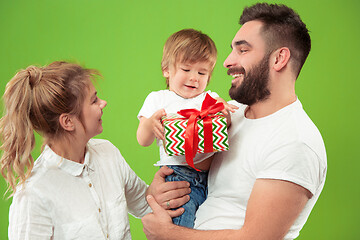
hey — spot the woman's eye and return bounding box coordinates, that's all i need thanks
[93,97,98,104]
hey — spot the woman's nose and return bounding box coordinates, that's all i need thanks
[100,99,107,109]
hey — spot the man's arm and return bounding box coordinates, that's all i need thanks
[142,178,311,240]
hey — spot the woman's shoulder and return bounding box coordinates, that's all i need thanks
[12,156,54,203]
[87,139,123,159]
[88,138,111,146]
[88,138,117,152]
[87,139,129,173]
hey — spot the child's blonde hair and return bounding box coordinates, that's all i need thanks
[161,29,217,87]
[0,61,100,195]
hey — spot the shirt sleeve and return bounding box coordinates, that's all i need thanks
[9,188,53,239]
[257,141,322,195]
[137,92,161,119]
[113,146,151,218]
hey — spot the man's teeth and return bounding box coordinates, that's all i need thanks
[232,73,243,78]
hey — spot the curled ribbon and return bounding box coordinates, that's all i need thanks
[177,94,224,171]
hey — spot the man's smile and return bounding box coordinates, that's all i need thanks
[227,67,245,85]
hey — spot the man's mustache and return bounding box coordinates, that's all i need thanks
[227,67,245,76]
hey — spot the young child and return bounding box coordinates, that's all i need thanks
[0,61,183,239]
[137,29,237,228]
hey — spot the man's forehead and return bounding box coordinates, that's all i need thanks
[232,20,264,46]
[231,21,265,48]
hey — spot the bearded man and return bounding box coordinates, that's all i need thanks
[143,3,327,240]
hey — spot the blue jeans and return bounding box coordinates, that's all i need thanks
[165,165,208,228]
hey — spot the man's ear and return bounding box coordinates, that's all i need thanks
[59,113,75,132]
[272,47,291,72]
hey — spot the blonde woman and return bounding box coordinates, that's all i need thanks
[0,61,189,239]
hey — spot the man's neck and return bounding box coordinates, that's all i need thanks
[245,91,297,119]
[245,71,297,119]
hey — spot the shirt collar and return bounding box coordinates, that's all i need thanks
[84,146,95,172]
[42,144,93,177]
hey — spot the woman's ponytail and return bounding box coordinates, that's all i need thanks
[0,67,41,195]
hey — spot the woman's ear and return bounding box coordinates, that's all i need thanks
[59,113,75,132]
[272,47,291,72]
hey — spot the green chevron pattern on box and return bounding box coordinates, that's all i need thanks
[161,112,229,156]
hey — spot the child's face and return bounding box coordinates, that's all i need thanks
[164,61,212,99]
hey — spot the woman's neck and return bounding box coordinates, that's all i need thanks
[48,136,87,164]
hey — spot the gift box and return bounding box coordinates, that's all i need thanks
[161,94,229,170]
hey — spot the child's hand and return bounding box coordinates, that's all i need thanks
[137,109,167,146]
[150,109,167,140]
[215,97,239,127]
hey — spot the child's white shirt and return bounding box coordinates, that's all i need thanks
[137,90,219,166]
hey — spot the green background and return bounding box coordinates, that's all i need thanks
[0,0,359,239]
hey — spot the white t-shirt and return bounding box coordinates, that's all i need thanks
[8,139,150,240]
[137,90,219,166]
[194,99,327,240]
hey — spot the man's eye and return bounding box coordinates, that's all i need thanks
[240,49,248,53]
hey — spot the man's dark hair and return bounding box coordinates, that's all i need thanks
[240,3,311,77]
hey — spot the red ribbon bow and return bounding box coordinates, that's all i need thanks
[177,94,224,171]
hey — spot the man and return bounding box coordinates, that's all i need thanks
[143,3,327,240]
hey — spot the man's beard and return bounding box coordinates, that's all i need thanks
[228,54,271,106]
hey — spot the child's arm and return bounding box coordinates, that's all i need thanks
[215,97,239,127]
[137,109,167,146]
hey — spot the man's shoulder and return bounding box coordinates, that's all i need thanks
[269,101,326,165]
[289,101,324,146]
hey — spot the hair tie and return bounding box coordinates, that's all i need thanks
[26,66,42,89]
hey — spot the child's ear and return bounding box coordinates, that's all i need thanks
[163,68,170,78]
[59,113,75,132]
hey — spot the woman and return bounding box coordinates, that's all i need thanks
[0,61,188,239]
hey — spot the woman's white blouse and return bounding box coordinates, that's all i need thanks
[8,139,150,240]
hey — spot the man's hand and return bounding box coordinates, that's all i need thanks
[142,195,177,239]
[146,166,191,211]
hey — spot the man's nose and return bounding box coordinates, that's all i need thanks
[223,50,236,68]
